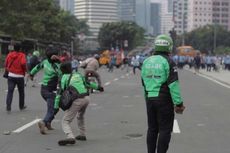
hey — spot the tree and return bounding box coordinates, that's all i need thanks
[178,25,230,54]
[0,0,89,44]
[98,21,145,50]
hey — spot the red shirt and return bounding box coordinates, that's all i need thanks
[5,51,27,76]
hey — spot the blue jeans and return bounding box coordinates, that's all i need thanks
[41,85,56,125]
[6,77,25,110]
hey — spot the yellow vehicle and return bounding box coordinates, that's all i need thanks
[177,46,199,57]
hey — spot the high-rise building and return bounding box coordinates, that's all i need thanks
[150,3,161,36]
[150,0,174,35]
[118,0,136,22]
[136,0,151,34]
[187,0,213,31]
[175,0,230,34]
[74,0,118,38]
[212,0,230,31]
[60,0,74,14]
[173,0,189,35]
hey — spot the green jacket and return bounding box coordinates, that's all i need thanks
[141,53,183,105]
[30,59,61,91]
[30,59,62,90]
[54,72,99,109]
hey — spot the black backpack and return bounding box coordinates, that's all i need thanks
[60,74,79,111]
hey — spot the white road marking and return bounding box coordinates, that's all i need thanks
[197,73,230,89]
[104,82,111,86]
[186,69,230,89]
[173,119,181,133]
[113,78,118,81]
[12,119,41,133]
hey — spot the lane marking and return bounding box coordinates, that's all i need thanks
[12,119,41,133]
[173,119,181,133]
[104,82,111,86]
[113,78,118,81]
[186,69,230,89]
[197,73,230,89]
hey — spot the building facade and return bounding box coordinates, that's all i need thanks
[150,3,161,36]
[212,0,230,31]
[60,0,74,14]
[173,0,189,35]
[174,0,230,34]
[118,0,136,22]
[74,0,118,38]
[136,0,151,34]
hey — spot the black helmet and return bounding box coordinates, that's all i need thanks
[46,45,58,59]
[60,61,72,74]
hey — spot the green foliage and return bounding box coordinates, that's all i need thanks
[214,46,230,54]
[98,21,145,50]
[0,0,89,43]
[179,25,230,54]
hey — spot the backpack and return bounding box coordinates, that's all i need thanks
[60,74,79,111]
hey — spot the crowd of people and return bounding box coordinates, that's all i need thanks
[172,53,230,72]
[3,36,229,152]
[4,44,104,145]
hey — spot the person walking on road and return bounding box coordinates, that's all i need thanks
[193,53,201,74]
[4,44,27,113]
[141,34,185,153]
[29,46,62,134]
[25,50,41,87]
[54,62,104,146]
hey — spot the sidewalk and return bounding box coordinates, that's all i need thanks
[191,68,230,86]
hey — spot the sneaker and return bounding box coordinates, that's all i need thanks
[75,135,87,141]
[20,106,27,111]
[38,121,47,135]
[46,123,54,130]
[58,138,76,146]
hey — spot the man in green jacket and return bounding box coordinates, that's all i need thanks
[29,46,62,134]
[54,61,104,146]
[141,34,185,153]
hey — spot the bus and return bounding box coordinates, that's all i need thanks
[176,46,199,57]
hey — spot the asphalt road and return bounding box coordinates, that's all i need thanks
[0,67,229,153]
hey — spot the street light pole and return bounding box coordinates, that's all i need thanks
[213,23,217,53]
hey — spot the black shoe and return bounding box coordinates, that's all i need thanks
[58,138,76,146]
[75,135,87,141]
[20,106,27,111]
[6,108,11,114]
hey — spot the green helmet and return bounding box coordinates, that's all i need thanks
[154,34,173,52]
[33,50,40,57]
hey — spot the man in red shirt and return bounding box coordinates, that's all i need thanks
[4,44,27,112]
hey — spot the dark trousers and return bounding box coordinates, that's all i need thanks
[146,99,174,153]
[41,86,56,125]
[6,77,25,110]
[133,66,141,74]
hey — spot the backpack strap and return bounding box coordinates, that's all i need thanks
[65,73,73,89]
